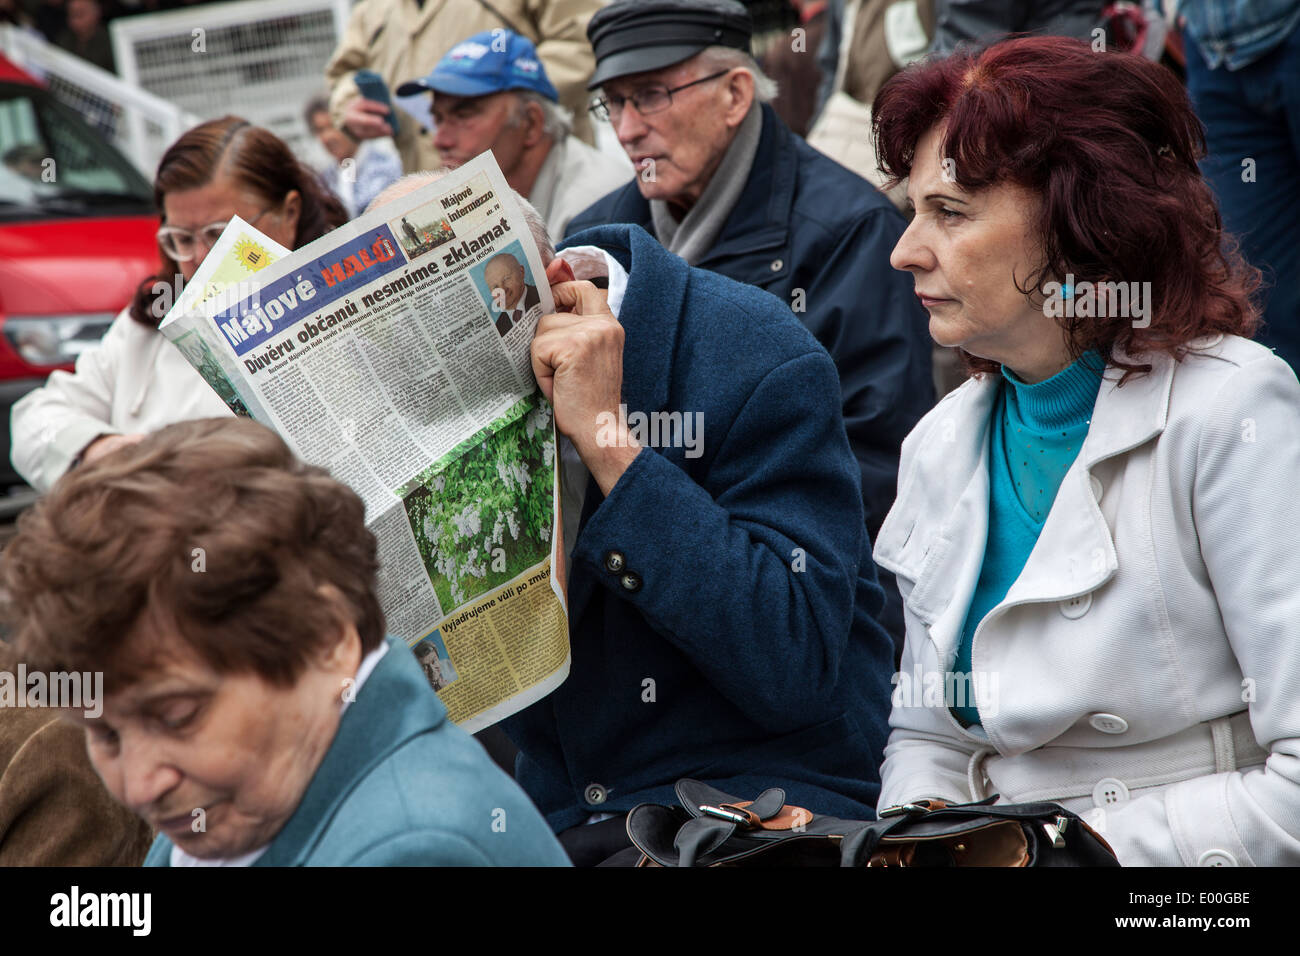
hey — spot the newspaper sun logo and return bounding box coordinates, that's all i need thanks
[234,238,271,271]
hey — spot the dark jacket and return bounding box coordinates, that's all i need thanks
[929,0,1103,54]
[565,104,934,645]
[145,636,569,866]
[502,223,897,832]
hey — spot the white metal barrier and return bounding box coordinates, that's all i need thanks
[110,0,351,162]
[0,23,196,178]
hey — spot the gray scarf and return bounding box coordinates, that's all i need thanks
[650,102,763,265]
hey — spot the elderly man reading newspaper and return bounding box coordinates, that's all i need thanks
[164,158,897,868]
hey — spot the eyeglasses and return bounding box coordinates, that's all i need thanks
[589,69,731,123]
[157,207,272,261]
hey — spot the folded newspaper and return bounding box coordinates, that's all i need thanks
[159,154,568,733]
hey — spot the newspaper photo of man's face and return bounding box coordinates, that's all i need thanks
[413,633,458,691]
[477,245,539,339]
[485,254,526,313]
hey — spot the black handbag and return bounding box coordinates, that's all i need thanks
[625,779,1120,867]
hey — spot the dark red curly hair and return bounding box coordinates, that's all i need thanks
[872,35,1261,378]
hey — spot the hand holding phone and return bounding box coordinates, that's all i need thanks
[353,69,400,137]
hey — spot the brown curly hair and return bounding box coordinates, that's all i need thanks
[3,417,385,689]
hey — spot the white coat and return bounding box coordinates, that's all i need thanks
[10,308,232,493]
[874,333,1300,866]
[530,135,632,240]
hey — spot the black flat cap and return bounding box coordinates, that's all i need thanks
[586,0,753,89]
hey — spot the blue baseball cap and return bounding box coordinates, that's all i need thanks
[396,30,559,101]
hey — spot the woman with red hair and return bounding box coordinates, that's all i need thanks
[870,35,1300,866]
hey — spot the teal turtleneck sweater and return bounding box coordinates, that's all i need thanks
[952,353,1105,727]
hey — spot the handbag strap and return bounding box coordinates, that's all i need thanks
[674,816,737,867]
[671,783,814,866]
[839,796,1083,866]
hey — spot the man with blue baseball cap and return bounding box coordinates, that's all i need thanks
[398,30,631,236]
[324,0,603,175]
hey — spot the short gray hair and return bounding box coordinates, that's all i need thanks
[693,46,778,103]
[365,171,554,265]
[508,91,573,142]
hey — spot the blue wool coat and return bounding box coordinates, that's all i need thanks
[565,104,935,645]
[144,635,570,866]
[501,223,897,832]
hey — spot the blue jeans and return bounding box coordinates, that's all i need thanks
[1185,23,1300,370]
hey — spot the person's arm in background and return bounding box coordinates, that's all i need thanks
[814,0,844,120]
[324,0,379,133]
[10,310,133,493]
[323,0,424,165]
[526,0,606,146]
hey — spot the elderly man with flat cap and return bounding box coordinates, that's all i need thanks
[398,30,631,237]
[566,0,934,647]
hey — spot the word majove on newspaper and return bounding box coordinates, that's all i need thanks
[159,154,568,733]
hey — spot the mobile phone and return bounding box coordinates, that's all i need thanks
[354,69,400,137]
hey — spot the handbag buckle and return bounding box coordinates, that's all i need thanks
[699,804,751,826]
[1043,815,1070,849]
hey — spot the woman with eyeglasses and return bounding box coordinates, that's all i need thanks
[10,116,348,492]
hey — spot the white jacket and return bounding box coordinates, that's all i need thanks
[874,334,1300,866]
[10,308,232,492]
[531,135,632,240]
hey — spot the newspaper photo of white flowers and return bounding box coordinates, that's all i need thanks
[401,393,555,613]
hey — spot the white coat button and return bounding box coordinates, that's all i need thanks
[1092,778,1129,808]
[1089,713,1129,734]
[770,258,783,272]
[1089,475,1103,501]
[1197,849,1237,867]
[1059,593,1092,619]
[585,783,608,805]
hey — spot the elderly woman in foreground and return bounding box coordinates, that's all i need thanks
[871,35,1300,866]
[3,418,569,867]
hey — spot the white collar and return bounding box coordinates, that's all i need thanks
[556,244,628,319]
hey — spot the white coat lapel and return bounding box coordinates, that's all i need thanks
[1082,349,1176,469]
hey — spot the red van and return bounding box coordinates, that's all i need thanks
[0,54,159,498]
